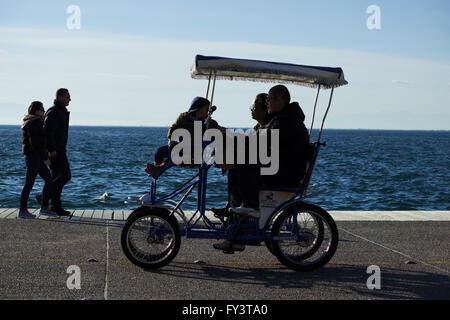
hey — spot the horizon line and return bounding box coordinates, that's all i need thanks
[0,124,448,132]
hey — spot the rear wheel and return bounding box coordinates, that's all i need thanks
[266,211,323,256]
[270,202,338,271]
[121,207,181,269]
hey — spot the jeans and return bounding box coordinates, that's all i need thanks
[154,142,178,165]
[20,155,53,209]
[49,152,71,210]
[154,145,169,164]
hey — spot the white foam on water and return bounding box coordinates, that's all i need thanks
[94,192,110,201]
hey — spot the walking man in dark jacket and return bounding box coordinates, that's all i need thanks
[44,88,72,216]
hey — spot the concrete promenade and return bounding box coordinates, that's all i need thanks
[0,208,449,300]
[1,208,450,221]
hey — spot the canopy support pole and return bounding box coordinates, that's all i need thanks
[204,72,217,129]
[210,71,217,108]
[309,85,321,136]
[205,70,212,100]
[317,86,334,143]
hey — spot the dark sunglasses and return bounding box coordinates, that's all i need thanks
[249,105,255,111]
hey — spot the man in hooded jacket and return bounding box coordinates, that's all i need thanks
[232,85,309,217]
[261,85,309,187]
[214,85,309,251]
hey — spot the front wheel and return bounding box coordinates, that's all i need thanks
[270,202,338,271]
[121,207,181,269]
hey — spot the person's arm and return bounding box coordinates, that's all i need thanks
[29,122,49,162]
[209,119,221,129]
[264,116,294,164]
[44,110,58,157]
[167,115,184,143]
[207,119,226,134]
[167,122,178,144]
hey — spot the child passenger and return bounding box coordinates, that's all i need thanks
[145,97,222,176]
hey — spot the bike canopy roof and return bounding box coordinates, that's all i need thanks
[191,55,348,89]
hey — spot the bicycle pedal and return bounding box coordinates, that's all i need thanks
[222,250,235,254]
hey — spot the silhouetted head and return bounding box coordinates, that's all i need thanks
[28,101,45,117]
[55,88,71,107]
[267,85,290,114]
[251,93,268,124]
[188,96,210,120]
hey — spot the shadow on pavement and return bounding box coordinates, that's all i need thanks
[145,261,450,299]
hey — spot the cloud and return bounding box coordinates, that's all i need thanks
[0,27,449,130]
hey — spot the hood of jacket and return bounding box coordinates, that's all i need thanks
[22,114,43,129]
[284,101,305,123]
[188,97,210,116]
[266,101,305,124]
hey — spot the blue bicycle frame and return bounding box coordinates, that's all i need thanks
[125,137,325,245]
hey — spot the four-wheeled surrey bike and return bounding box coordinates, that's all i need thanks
[121,55,348,271]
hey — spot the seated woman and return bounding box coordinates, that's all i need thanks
[211,93,268,216]
[145,96,222,176]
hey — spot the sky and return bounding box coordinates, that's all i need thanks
[0,0,449,129]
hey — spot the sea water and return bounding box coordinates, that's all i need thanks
[0,126,448,211]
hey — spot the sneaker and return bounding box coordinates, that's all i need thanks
[18,208,36,219]
[39,207,58,217]
[230,206,261,219]
[213,240,245,252]
[211,207,230,219]
[52,207,71,216]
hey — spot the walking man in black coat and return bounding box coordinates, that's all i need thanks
[44,88,72,216]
